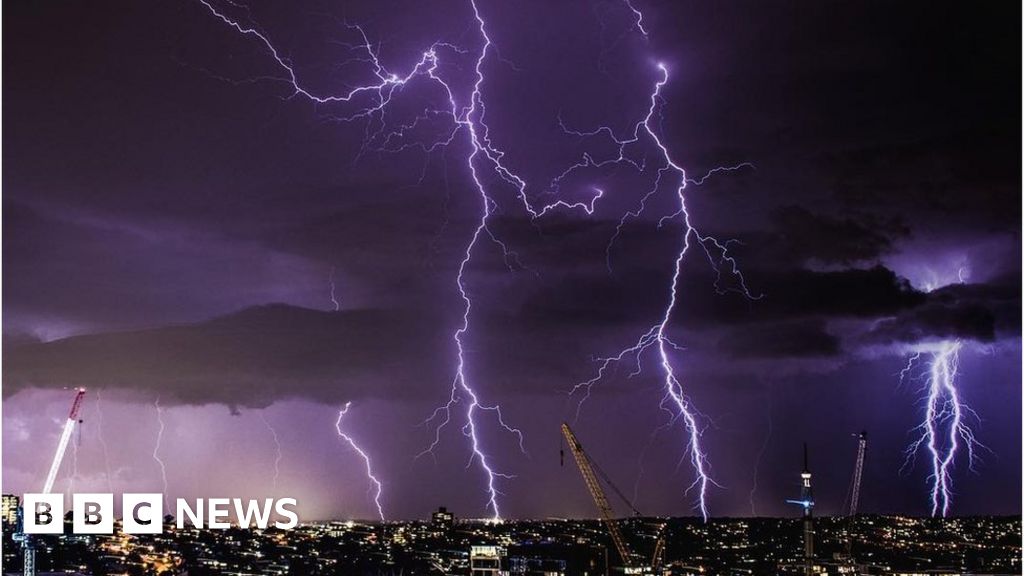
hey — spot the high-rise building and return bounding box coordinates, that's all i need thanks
[2,494,20,527]
[470,545,506,576]
[432,506,454,530]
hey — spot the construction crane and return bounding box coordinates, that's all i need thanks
[842,431,868,560]
[15,387,87,576]
[847,431,867,516]
[562,422,668,573]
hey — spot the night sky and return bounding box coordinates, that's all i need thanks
[3,0,1020,521]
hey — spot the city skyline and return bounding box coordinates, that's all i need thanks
[2,0,1020,523]
[2,509,1020,575]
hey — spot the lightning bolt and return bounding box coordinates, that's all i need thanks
[68,431,80,496]
[335,402,385,522]
[95,390,114,492]
[897,351,923,390]
[195,0,534,518]
[630,408,678,509]
[195,0,751,520]
[561,63,756,519]
[261,412,283,492]
[624,0,648,36]
[153,398,170,509]
[957,266,969,284]
[902,341,987,516]
[748,389,773,516]
[328,266,341,312]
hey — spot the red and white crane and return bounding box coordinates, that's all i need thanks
[17,387,87,576]
[41,387,87,494]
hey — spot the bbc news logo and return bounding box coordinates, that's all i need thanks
[23,493,299,534]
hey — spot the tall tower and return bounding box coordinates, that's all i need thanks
[801,444,814,576]
[787,443,814,576]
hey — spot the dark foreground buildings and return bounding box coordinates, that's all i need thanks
[1,508,1019,575]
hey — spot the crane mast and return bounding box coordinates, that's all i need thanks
[561,422,635,569]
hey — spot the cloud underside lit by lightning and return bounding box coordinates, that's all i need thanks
[197,0,752,519]
[902,341,986,517]
[335,403,385,522]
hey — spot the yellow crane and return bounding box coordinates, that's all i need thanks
[561,420,647,565]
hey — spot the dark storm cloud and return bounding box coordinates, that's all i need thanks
[3,305,452,408]
[513,224,923,324]
[511,215,1016,361]
[826,130,1021,236]
[2,197,334,337]
[868,302,995,345]
[747,266,923,320]
[864,276,1021,345]
[5,207,1015,403]
[716,319,840,359]
[768,205,907,265]
[4,191,1017,402]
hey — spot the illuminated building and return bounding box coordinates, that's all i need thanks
[2,494,20,527]
[471,544,506,576]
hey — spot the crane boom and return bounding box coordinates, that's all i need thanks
[848,431,867,516]
[20,387,87,576]
[843,430,868,561]
[42,388,87,494]
[561,423,634,568]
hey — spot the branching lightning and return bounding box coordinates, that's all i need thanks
[902,341,987,517]
[897,351,922,391]
[196,0,535,519]
[196,0,752,520]
[560,64,756,519]
[335,402,385,522]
